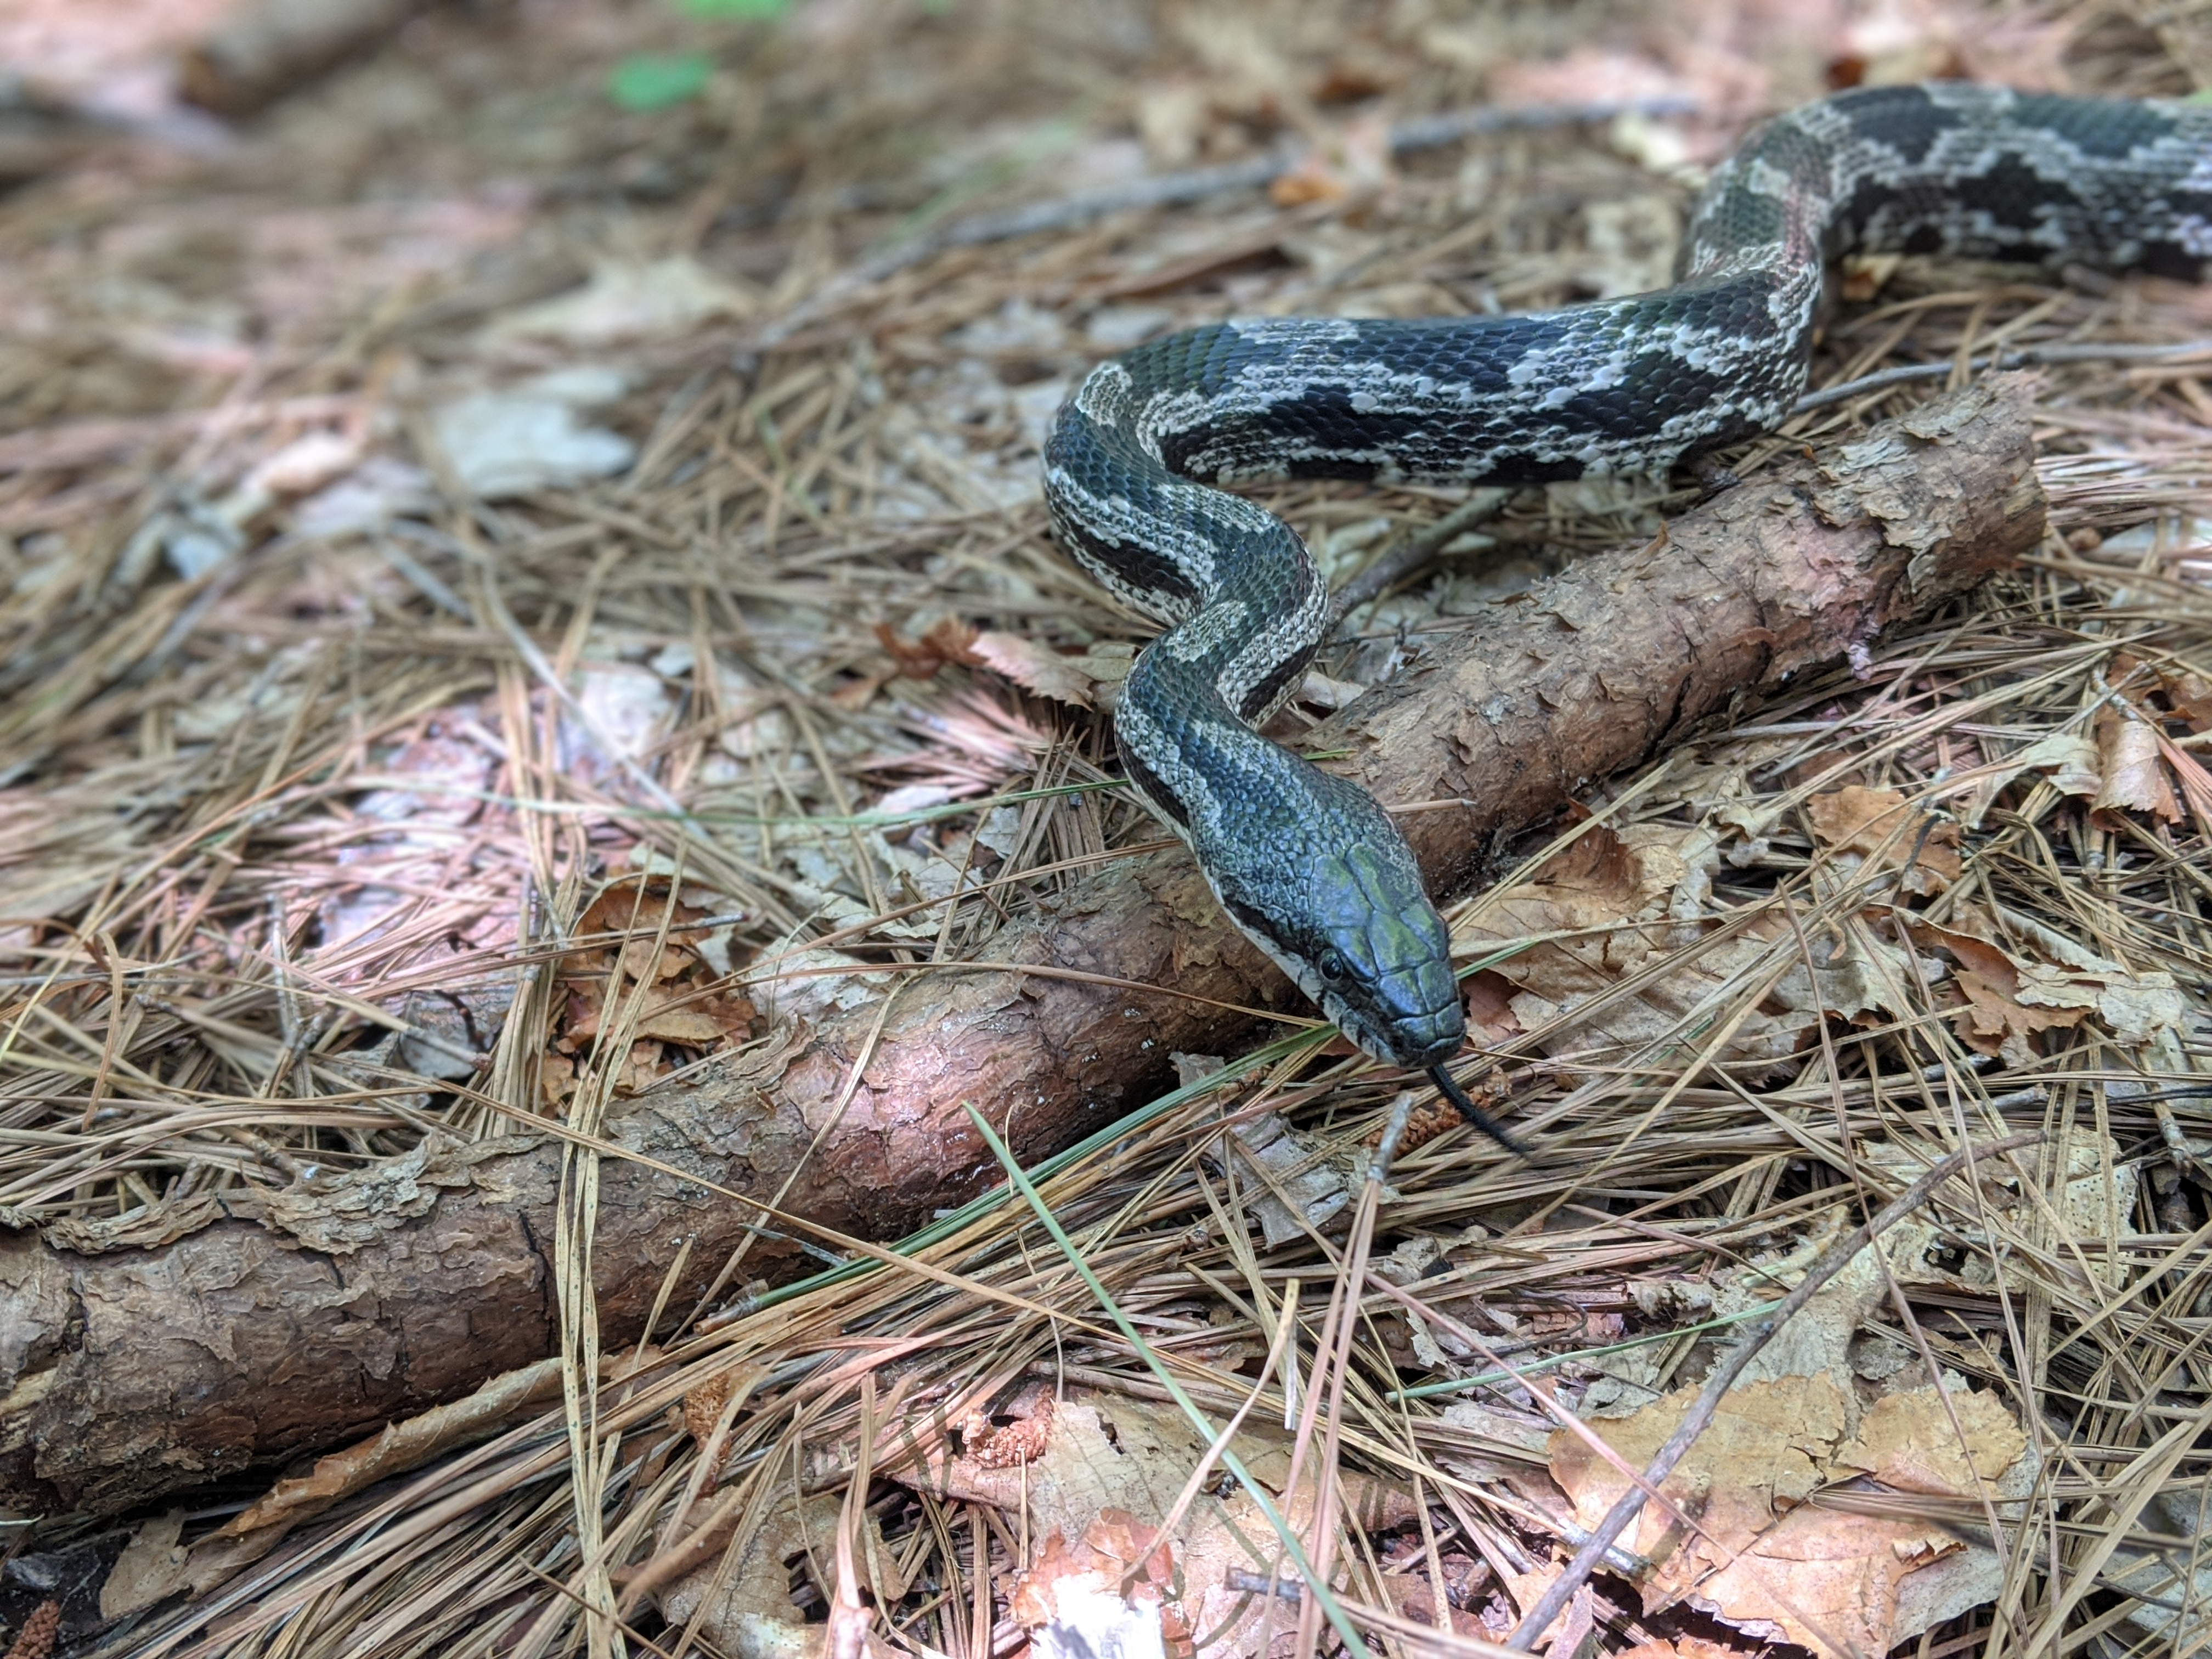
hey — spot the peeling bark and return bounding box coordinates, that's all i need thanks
[0,376,2045,1516]
[179,0,443,117]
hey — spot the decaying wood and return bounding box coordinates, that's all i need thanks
[179,0,442,117]
[0,376,2044,1516]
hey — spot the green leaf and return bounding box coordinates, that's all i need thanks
[607,52,712,111]
[675,0,791,16]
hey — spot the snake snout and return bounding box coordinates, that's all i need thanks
[1368,962,1467,1070]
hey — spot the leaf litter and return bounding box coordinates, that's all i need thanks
[0,0,2210,1656]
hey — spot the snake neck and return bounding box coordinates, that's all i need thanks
[1114,648,1466,1068]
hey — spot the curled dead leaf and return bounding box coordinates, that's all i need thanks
[1913,916,2189,1059]
[2158,664,2212,731]
[964,631,1113,707]
[2092,703,2182,821]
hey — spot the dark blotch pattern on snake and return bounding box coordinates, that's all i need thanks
[1043,83,2212,1093]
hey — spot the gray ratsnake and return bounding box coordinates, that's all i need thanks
[1041,83,2212,1150]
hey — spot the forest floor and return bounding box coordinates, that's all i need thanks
[3,1,2212,1656]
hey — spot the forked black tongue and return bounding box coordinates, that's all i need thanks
[1428,1066,1531,1160]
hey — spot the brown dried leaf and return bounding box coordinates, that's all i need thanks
[2161,666,2212,731]
[899,1385,1413,1659]
[1551,1375,2028,1657]
[1616,1641,1754,1659]
[1695,1506,1957,1657]
[1463,969,1523,1042]
[873,618,982,679]
[1529,819,1643,905]
[99,1509,188,1620]
[1807,785,1962,886]
[663,1494,834,1652]
[1011,1529,1096,1628]
[2155,729,2212,828]
[632,990,753,1045]
[1269,114,1393,206]
[1135,82,1209,167]
[1087,1508,1176,1595]
[1551,1373,1852,1530]
[562,974,749,1049]
[215,1358,563,1541]
[1915,920,2085,1063]
[575,881,701,944]
[2092,704,2182,821]
[618,938,693,983]
[1460,822,1844,1075]
[616,1037,665,1093]
[1951,967,2086,1062]
[1833,1387,2028,1494]
[1916,918,2186,1058]
[1012,1510,1177,1629]
[965,630,1101,707]
[540,1051,577,1105]
[1839,251,1903,302]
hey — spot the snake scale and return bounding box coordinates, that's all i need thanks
[1041,83,2212,1144]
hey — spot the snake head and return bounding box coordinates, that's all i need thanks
[1306,842,1468,1069]
[1219,830,1466,1071]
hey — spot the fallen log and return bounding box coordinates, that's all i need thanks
[178,0,444,118]
[0,376,2044,1516]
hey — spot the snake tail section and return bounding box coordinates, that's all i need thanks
[1043,83,2212,1070]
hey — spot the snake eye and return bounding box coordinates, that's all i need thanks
[1318,951,1346,982]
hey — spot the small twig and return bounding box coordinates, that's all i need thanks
[877,98,1701,269]
[1227,1568,1305,1601]
[1792,338,2212,414]
[1367,1088,1419,1186]
[1328,487,1515,636]
[752,98,1698,351]
[1505,1130,2044,1650]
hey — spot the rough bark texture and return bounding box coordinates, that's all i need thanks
[179,0,441,116]
[0,377,2045,1516]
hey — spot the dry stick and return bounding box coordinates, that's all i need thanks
[1504,1130,2045,1651]
[1326,487,1515,637]
[0,381,2042,1519]
[1792,337,2212,413]
[749,98,1697,350]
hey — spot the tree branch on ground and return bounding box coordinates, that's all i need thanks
[0,374,2045,1517]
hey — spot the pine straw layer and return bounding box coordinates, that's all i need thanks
[2,2,2212,1656]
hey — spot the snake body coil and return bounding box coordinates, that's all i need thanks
[1043,83,2212,1093]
